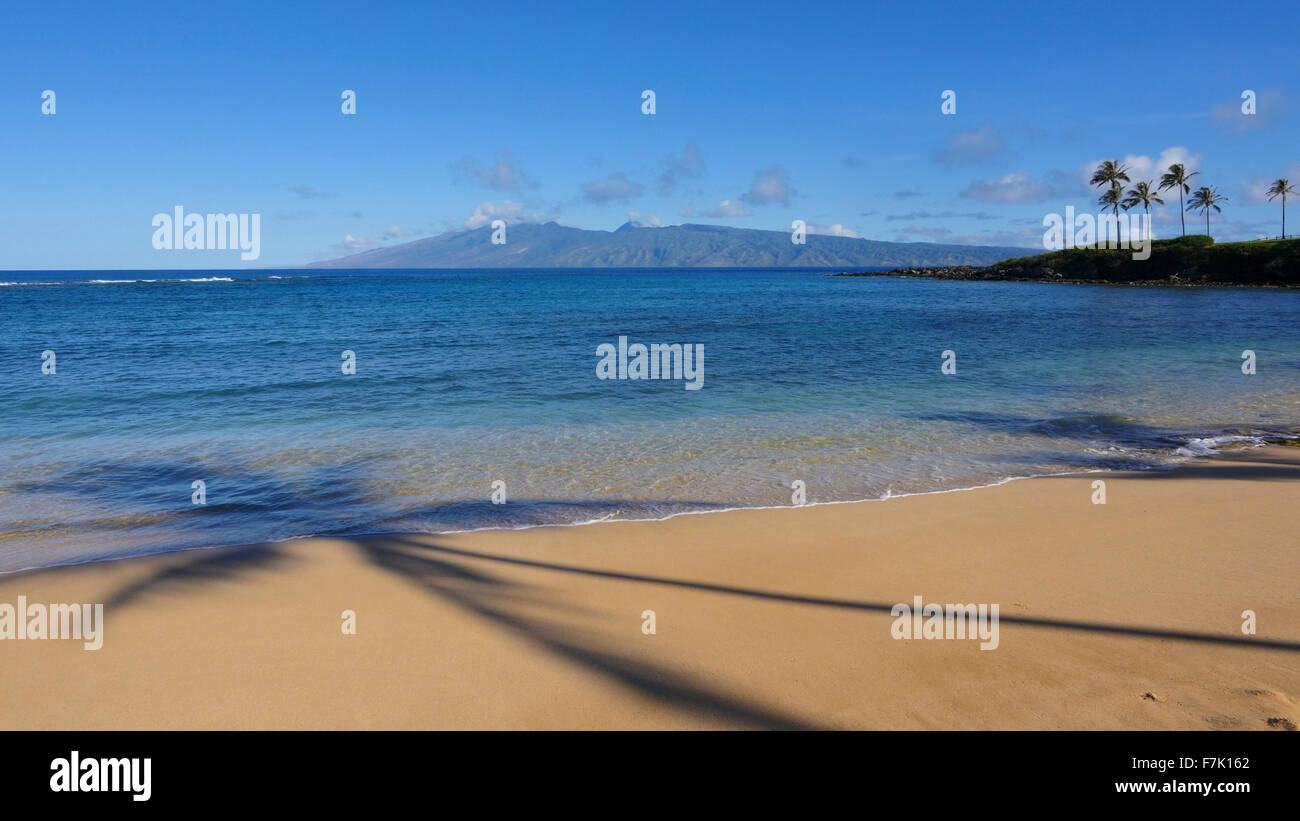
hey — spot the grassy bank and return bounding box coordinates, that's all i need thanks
[844,236,1300,286]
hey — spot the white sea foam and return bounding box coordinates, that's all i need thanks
[1174,434,1266,457]
[3,275,241,286]
[0,433,1280,577]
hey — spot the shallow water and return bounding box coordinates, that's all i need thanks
[1,268,1297,572]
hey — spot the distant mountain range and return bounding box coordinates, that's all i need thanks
[307,222,1032,269]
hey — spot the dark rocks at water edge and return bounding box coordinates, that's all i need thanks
[834,236,1300,287]
[837,265,986,280]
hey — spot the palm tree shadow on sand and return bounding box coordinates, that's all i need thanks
[353,536,823,729]
[82,453,1300,729]
[81,526,825,729]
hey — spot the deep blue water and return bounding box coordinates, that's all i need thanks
[2,268,1298,572]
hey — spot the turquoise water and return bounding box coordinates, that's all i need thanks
[2,268,1298,572]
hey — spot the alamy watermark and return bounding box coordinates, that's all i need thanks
[596,336,703,390]
[0,596,104,650]
[50,751,150,801]
[152,205,261,260]
[891,595,999,650]
[1043,206,1151,260]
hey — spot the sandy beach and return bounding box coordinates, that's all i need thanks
[2,445,1297,730]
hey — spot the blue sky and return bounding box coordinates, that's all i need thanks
[2,0,1297,269]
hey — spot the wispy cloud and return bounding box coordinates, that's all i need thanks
[741,164,795,207]
[960,170,1054,203]
[1211,87,1288,133]
[580,172,644,204]
[451,150,535,191]
[885,210,999,222]
[893,225,1038,247]
[679,199,755,219]
[933,124,1005,164]
[287,184,335,199]
[657,143,706,195]
[1240,165,1300,204]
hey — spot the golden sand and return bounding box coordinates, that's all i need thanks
[2,446,1297,730]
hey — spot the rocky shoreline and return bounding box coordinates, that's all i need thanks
[830,265,1286,287]
[832,237,1300,287]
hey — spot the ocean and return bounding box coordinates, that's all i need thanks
[2,268,1297,572]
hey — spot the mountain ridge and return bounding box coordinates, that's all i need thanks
[307,221,1033,268]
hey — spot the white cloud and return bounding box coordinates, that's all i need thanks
[741,165,794,206]
[704,199,754,218]
[1240,165,1300,203]
[960,170,1053,203]
[626,211,664,227]
[464,199,537,229]
[807,222,858,238]
[339,234,377,250]
[333,224,410,253]
[680,200,755,219]
[332,233,388,253]
[1077,147,1201,187]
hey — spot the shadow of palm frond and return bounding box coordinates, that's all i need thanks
[358,538,823,730]
[387,538,1300,653]
[103,543,292,609]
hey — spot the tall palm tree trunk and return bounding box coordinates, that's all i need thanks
[1180,190,1186,236]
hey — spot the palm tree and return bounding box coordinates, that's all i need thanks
[1089,162,1130,248]
[1122,181,1163,213]
[1265,178,1297,239]
[1158,164,1199,236]
[1122,181,1163,241]
[1186,186,1227,238]
[1090,160,1131,192]
[1097,184,1122,221]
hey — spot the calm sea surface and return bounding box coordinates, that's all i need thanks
[2,268,1297,572]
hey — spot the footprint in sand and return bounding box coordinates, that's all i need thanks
[1240,688,1297,729]
[1140,692,1164,702]
[1240,687,1296,705]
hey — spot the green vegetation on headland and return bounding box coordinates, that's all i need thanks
[838,235,1300,287]
[840,160,1297,286]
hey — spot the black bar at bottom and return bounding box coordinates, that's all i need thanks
[2,730,1290,808]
